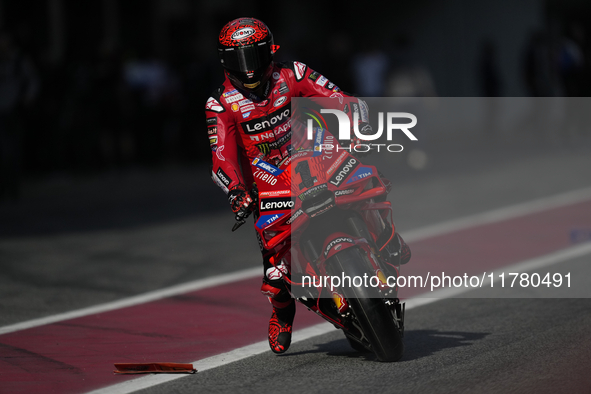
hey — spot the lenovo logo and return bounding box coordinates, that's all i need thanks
[242,107,290,134]
[329,158,359,187]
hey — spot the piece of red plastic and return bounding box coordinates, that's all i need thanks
[113,362,196,374]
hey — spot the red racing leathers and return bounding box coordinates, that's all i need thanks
[206,61,363,195]
[205,60,378,308]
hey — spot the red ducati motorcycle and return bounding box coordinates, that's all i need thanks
[234,127,405,362]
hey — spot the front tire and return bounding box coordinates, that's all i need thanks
[328,246,403,362]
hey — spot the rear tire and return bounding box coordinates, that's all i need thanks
[328,246,403,362]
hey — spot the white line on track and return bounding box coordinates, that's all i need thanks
[402,186,591,242]
[0,267,261,336]
[1,186,590,338]
[86,240,591,394]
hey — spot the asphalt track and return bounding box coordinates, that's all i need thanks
[1,138,591,393]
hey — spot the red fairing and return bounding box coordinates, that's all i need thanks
[206,61,360,194]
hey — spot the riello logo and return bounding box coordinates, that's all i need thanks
[307,109,417,153]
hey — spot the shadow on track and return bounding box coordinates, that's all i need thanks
[0,166,228,238]
[278,329,489,362]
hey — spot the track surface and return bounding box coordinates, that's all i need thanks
[1,140,591,393]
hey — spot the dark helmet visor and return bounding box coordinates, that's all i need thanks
[220,42,272,73]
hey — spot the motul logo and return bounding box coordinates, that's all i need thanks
[329,158,358,186]
[260,197,294,211]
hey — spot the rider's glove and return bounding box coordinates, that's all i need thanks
[228,184,254,221]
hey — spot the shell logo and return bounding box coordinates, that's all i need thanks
[332,292,348,313]
[376,269,388,286]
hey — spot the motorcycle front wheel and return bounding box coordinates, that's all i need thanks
[328,246,404,362]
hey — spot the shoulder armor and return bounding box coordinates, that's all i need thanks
[282,61,308,82]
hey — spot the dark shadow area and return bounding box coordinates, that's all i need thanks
[401,329,490,361]
[279,329,490,362]
[0,167,228,238]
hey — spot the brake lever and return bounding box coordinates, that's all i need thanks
[231,184,257,232]
[232,218,246,232]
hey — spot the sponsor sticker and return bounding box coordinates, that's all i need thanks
[208,136,217,145]
[325,82,335,90]
[335,188,355,196]
[299,183,328,201]
[253,169,279,185]
[260,197,295,212]
[326,151,348,176]
[211,169,229,193]
[346,166,373,184]
[256,142,271,155]
[241,107,290,134]
[256,213,284,229]
[278,82,289,94]
[329,157,359,187]
[260,190,291,197]
[231,103,239,112]
[207,126,217,135]
[309,201,335,218]
[241,104,256,112]
[313,128,324,157]
[223,89,239,97]
[308,71,319,81]
[231,27,255,41]
[252,157,284,175]
[286,209,304,225]
[206,117,217,126]
[316,75,328,87]
[274,96,287,107]
[242,112,251,118]
[238,99,253,106]
[225,94,244,104]
[324,237,354,257]
[216,168,232,187]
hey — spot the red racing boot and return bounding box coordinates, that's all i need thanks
[268,299,295,354]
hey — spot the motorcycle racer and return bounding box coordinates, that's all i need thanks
[205,17,410,354]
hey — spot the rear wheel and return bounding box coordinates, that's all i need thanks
[328,246,403,362]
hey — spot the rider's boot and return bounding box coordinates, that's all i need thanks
[261,278,295,354]
[268,298,295,354]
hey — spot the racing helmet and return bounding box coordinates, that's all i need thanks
[218,18,278,96]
